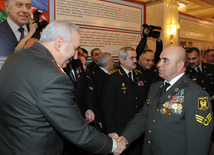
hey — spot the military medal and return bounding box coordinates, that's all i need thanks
[160,108,166,114]
[166,110,171,116]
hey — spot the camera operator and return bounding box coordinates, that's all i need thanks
[136,24,163,64]
[136,24,163,100]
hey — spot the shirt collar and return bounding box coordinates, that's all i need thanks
[7,18,28,34]
[100,67,108,73]
[120,65,132,75]
[164,72,185,88]
[194,63,202,72]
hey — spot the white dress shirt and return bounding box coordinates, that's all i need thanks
[7,18,28,41]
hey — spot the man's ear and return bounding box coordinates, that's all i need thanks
[177,61,185,72]
[119,57,124,64]
[55,37,63,52]
[5,1,9,12]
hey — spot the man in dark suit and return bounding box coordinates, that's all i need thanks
[136,49,159,102]
[120,46,213,155]
[186,47,214,99]
[89,52,114,134]
[101,47,146,155]
[86,48,102,73]
[0,20,126,155]
[0,0,33,56]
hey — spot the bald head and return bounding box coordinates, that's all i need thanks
[158,46,186,82]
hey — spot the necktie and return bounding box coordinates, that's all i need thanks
[164,82,171,92]
[70,70,76,83]
[197,67,202,74]
[18,27,25,41]
[128,72,132,82]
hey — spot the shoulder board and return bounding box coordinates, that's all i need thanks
[133,69,142,75]
[108,69,119,75]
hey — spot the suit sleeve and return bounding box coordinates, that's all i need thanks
[37,74,112,154]
[121,100,148,145]
[185,88,213,155]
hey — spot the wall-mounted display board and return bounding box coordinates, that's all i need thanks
[50,0,145,56]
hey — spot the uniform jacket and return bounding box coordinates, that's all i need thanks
[86,61,98,74]
[101,66,146,135]
[64,59,93,116]
[136,62,159,100]
[186,61,214,96]
[0,42,112,155]
[122,74,213,155]
[88,67,109,133]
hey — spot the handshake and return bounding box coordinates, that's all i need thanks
[109,133,128,155]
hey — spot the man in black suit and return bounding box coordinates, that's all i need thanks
[89,52,114,134]
[0,20,126,155]
[101,47,146,155]
[186,47,214,103]
[0,0,32,56]
[119,46,213,155]
[136,49,159,102]
[86,48,102,73]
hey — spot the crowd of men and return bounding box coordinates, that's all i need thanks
[0,0,214,155]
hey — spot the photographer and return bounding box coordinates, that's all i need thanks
[15,20,39,51]
[136,24,163,64]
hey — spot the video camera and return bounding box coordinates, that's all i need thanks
[33,9,48,32]
[142,24,162,38]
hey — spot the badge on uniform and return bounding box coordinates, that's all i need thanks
[160,89,185,115]
[198,96,209,111]
[195,113,212,126]
[137,81,144,86]
[121,82,127,93]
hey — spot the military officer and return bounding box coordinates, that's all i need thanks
[120,45,213,155]
[136,49,159,100]
[186,47,214,104]
[86,48,102,73]
[101,47,146,155]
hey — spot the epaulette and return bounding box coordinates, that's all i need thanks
[133,69,142,75]
[108,69,119,75]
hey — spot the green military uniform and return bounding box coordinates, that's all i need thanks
[122,74,213,155]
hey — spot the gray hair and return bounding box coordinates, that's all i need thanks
[97,52,112,67]
[118,47,135,59]
[40,20,80,44]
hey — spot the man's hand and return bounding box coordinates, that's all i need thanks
[85,109,95,122]
[108,133,119,139]
[113,137,126,155]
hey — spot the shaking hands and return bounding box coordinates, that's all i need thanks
[109,133,127,155]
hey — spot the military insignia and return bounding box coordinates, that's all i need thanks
[57,65,67,75]
[166,110,171,116]
[195,113,212,126]
[137,81,144,86]
[198,96,209,111]
[122,82,125,87]
[121,87,127,90]
[175,88,179,92]
[89,86,94,90]
[160,108,166,114]
[160,85,163,88]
